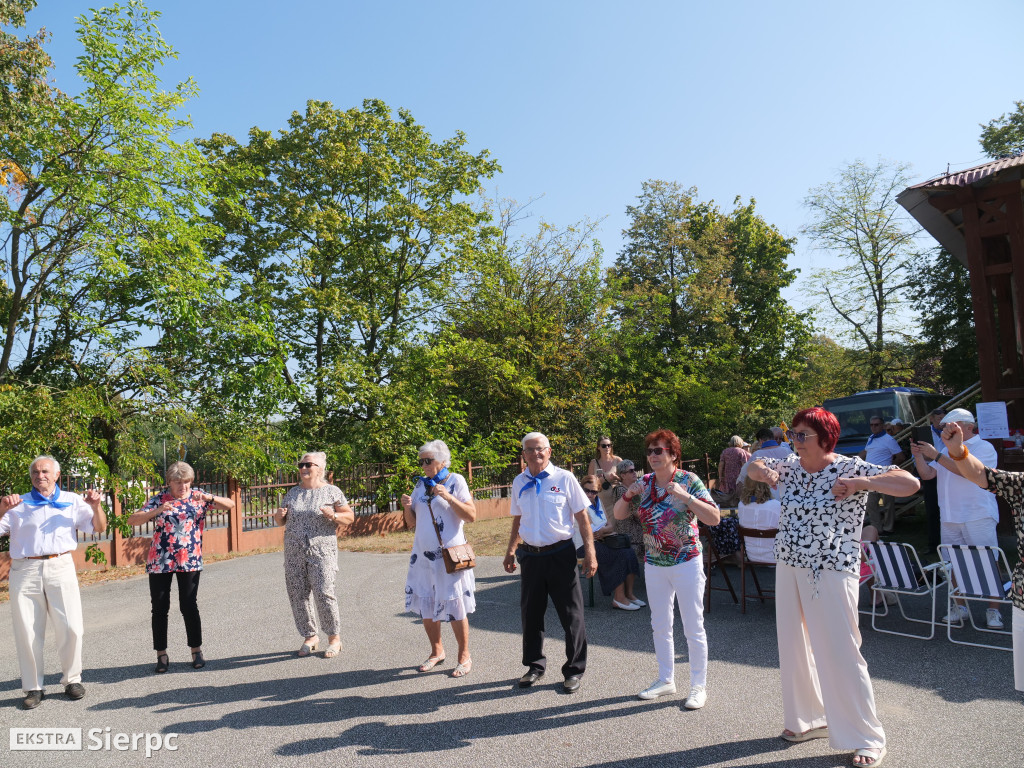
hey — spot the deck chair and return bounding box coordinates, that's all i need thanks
[862,540,944,640]
[700,522,737,612]
[737,524,777,614]
[938,544,1013,651]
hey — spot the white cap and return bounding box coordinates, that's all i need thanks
[890,418,904,425]
[940,408,975,425]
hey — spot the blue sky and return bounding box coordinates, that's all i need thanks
[22,1,1024,307]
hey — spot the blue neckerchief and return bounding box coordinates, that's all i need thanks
[931,425,943,439]
[21,488,73,509]
[590,497,606,527]
[760,440,779,448]
[866,433,879,447]
[518,469,550,498]
[416,467,450,489]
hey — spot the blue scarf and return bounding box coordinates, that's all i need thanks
[760,440,779,448]
[590,496,606,527]
[518,469,550,498]
[416,467,450,489]
[21,488,73,509]
[931,425,943,439]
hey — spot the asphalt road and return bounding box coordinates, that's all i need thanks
[1,551,1020,767]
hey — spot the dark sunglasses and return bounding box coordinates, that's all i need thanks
[417,457,436,466]
[583,487,599,494]
[785,430,818,444]
[599,443,613,448]
[646,446,667,456]
[297,462,318,469]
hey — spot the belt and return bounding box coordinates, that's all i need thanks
[518,539,572,554]
[26,551,71,560]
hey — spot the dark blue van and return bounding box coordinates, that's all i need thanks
[823,387,947,457]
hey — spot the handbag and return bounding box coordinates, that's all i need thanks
[601,533,631,550]
[426,489,476,574]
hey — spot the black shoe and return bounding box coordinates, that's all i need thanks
[64,683,85,700]
[191,650,206,669]
[563,675,582,693]
[518,669,544,688]
[22,690,44,710]
[155,653,169,674]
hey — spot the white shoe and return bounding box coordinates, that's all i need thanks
[630,598,647,608]
[986,608,1004,629]
[637,679,676,700]
[683,685,707,710]
[612,599,641,611]
[940,604,969,624]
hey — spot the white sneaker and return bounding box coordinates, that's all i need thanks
[637,679,676,700]
[683,685,707,710]
[986,608,1004,629]
[940,604,969,624]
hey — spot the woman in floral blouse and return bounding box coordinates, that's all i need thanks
[937,422,1024,692]
[128,462,234,673]
[749,407,918,768]
[613,428,720,711]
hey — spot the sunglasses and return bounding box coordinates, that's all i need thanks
[646,446,667,456]
[417,457,436,466]
[583,488,599,494]
[785,430,818,444]
[599,443,613,448]
[297,462,318,469]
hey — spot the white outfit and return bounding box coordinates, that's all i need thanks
[572,500,607,548]
[862,433,901,465]
[0,491,96,693]
[645,556,707,687]
[404,473,476,622]
[737,498,781,563]
[930,434,999,525]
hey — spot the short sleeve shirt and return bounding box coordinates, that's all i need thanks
[863,433,902,465]
[636,470,716,567]
[510,463,588,547]
[0,490,96,559]
[281,484,348,560]
[930,435,999,524]
[142,489,212,574]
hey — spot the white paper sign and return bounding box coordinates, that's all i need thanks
[976,401,1011,439]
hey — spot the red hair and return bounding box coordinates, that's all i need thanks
[791,407,840,453]
[644,429,681,463]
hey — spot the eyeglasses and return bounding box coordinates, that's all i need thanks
[523,446,550,453]
[599,443,612,448]
[646,446,667,456]
[297,462,318,469]
[417,457,436,466]
[583,488,599,495]
[785,430,818,444]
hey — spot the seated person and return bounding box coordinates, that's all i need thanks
[736,476,781,563]
[611,460,646,565]
[576,475,644,611]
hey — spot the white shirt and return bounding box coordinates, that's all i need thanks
[510,463,588,547]
[0,490,97,559]
[862,432,902,465]
[737,443,793,491]
[930,434,999,524]
[737,498,781,563]
[572,502,607,549]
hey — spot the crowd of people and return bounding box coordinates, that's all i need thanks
[3,406,1022,768]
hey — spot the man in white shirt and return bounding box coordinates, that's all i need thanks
[503,432,596,693]
[910,408,1003,628]
[736,427,793,488]
[0,456,106,709]
[859,415,906,533]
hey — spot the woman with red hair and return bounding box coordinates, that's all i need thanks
[613,428,721,710]
[749,407,918,768]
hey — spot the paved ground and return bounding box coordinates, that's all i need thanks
[0,551,1020,767]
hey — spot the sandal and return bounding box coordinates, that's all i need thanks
[418,655,446,672]
[323,640,342,659]
[853,746,887,767]
[297,639,319,657]
[451,659,472,678]
[191,650,206,669]
[781,726,828,743]
[155,653,169,674]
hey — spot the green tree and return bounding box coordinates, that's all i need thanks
[802,159,925,389]
[979,99,1024,158]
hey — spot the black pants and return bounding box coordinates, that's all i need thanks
[922,477,940,551]
[149,571,202,651]
[518,542,587,678]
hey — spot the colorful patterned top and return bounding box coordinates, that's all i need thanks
[981,467,1024,612]
[636,469,715,567]
[143,489,212,574]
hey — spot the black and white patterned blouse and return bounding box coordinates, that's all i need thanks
[981,467,1024,612]
[760,454,896,589]
[281,484,348,561]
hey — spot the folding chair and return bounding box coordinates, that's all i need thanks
[699,522,737,612]
[737,524,777,614]
[862,541,944,640]
[938,544,1013,651]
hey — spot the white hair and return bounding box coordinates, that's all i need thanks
[299,451,328,471]
[729,435,745,448]
[418,440,451,468]
[521,432,550,449]
[29,455,60,475]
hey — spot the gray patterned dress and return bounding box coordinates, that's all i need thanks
[281,483,347,637]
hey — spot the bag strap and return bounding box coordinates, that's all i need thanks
[423,479,453,549]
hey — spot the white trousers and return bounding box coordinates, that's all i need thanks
[776,563,885,750]
[1013,607,1024,692]
[645,556,707,688]
[9,554,85,692]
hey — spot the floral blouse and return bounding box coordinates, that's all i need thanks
[281,484,348,562]
[636,470,716,567]
[143,489,212,574]
[981,467,1024,612]
[760,454,894,586]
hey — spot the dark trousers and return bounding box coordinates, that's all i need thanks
[149,571,202,651]
[922,477,940,551]
[518,542,587,678]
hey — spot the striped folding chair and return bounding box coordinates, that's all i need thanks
[862,541,944,640]
[938,544,1013,651]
